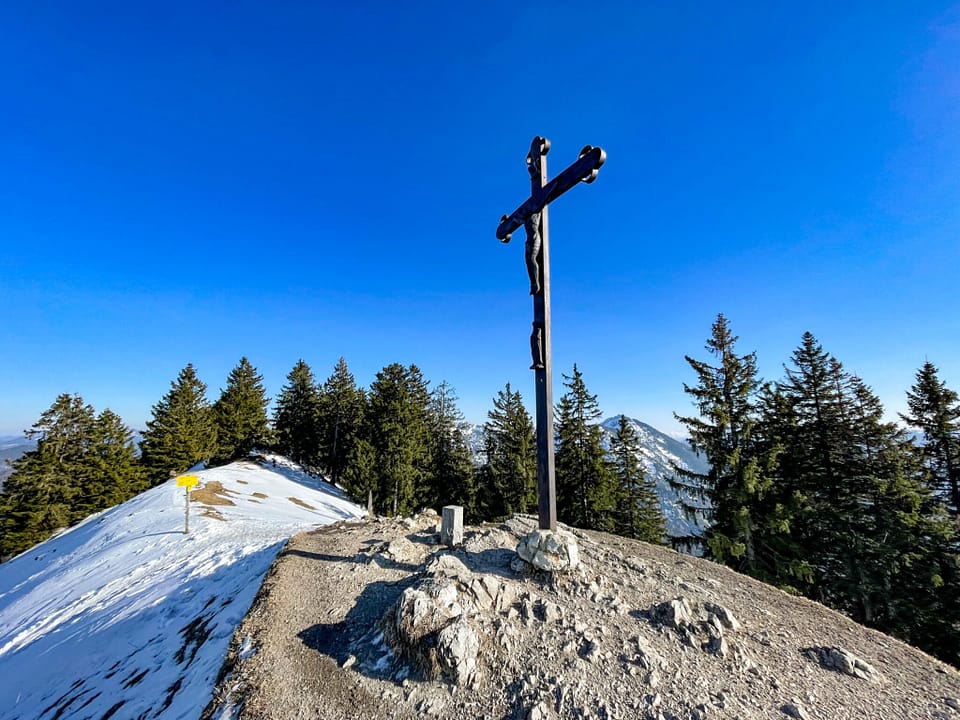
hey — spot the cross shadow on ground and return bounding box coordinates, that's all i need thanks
[297,578,424,682]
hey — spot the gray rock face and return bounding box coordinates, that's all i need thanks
[384,548,526,685]
[516,529,581,572]
[806,646,881,683]
[436,618,479,683]
[781,703,811,719]
[652,597,694,629]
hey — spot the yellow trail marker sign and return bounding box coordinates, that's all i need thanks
[176,475,199,533]
[176,475,199,488]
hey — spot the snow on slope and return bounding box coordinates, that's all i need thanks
[0,456,364,720]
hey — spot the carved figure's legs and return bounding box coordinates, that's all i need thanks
[524,211,542,295]
[530,322,545,370]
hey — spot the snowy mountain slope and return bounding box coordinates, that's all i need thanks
[0,456,364,720]
[600,416,709,540]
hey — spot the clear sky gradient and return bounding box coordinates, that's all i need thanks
[2,2,958,437]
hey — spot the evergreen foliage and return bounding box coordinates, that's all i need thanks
[426,381,477,516]
[79,410,147,515]
[759,334,960,664]
[212,357,272,463]
[139,364,217,484]
[672,314,777,572]
[341,436,377,513]
[0,395,144,560]
[554,365,617,531]
[272,359,322,468]
[365,363,432,515]
[317,357,366,484]
[900,361,960,516]
[609,415,667,544]
[477,383,537,520]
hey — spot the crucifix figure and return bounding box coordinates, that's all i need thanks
[497,136,606,531]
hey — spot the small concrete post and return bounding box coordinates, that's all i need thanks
[441,505,464,547]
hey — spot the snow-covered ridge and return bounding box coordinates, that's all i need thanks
[0,455,364,720]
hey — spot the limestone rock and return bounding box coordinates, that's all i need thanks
[652,597,694,629]
[704,602,742,631]
[436,618,480,684]
[807,646,881,683]
[384,537,420,564]
[386,577,465,680]
[781,702,811,719]
[516,529,581,572]
[425,553,472,580]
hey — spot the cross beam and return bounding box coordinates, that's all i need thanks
[497,136,606,531]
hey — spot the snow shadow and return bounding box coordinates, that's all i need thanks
[0,542,286,720]
[238,456,353,500]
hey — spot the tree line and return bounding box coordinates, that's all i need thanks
[0,356,666,561]
[672,314,960,666]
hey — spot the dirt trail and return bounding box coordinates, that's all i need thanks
[204,513,960,720]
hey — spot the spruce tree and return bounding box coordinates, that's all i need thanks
[140,364,217,483]
[273,359,322,468]
[77,409,146,514]
[317,357,366,484]
[427,381,477,515]
[366,363,432,515]
[0,394,93,557]
[900,361,960,516]
[672,314,776,572]
[609,415,667,544]
[767,335,957,650]
[213,357,272,463]
[477,383,537,520]
[342,437,377,512]
[554,364,617,531]
[0,396,144,559]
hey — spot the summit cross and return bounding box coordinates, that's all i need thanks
[496,136,606,531]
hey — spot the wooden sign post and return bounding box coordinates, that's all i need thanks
[176,475,199,534]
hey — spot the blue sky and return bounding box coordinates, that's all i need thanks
[2,1,958,437]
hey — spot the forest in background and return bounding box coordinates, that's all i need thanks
[0,315,957,665]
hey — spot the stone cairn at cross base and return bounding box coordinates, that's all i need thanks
[516,528,581,573]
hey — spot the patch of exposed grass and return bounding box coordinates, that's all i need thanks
[288,497,316,510]
[190,481,236,506]
[252,492,268,499]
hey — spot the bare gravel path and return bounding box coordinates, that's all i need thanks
[204,513,960,720]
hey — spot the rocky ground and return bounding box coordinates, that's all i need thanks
[203,512,960,720]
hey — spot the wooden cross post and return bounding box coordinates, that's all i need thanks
[497,136,606,531]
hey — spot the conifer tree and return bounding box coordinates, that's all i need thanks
[672,314,776,572]
[365,363,432,515]
[213,357,272,463]
[342,437,377,513]
[427,381,477,515]
[766,335,957,648]
[273,359,322,468]
[0,394,93,557]
[0,396,145,559]
[900,361,960,516]
[609,415,667,544]
[317,357,366,484]
[140,364,217,483]
[554,365,617,531]
[77,409,146,514]
[477,383,537,520]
